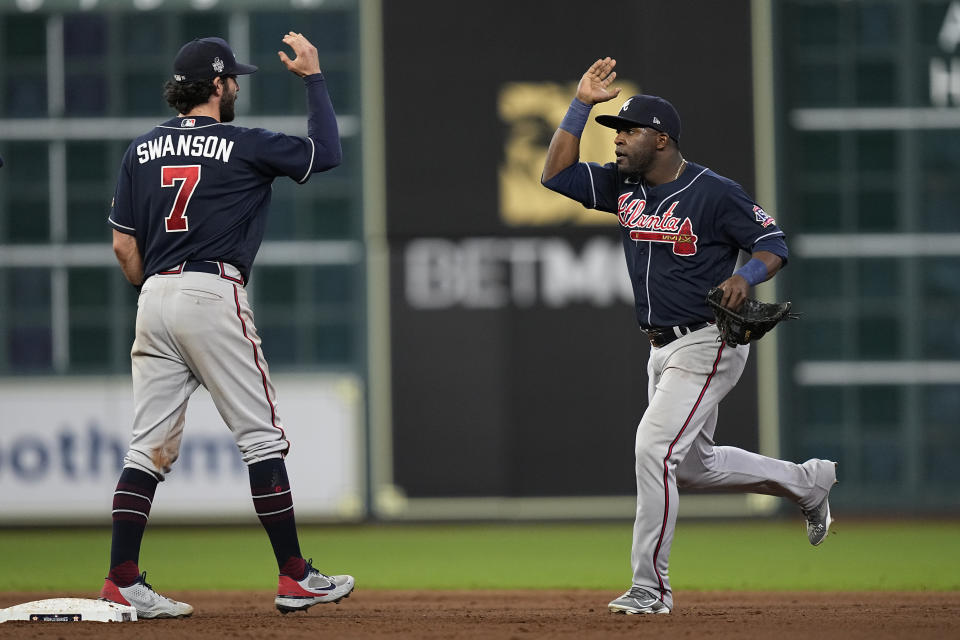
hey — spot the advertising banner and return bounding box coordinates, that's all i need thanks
[382,0,760,504]
[0,375,363,523]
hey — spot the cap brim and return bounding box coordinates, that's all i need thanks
[231,63,258,75]
[595,114,677,141]
[595,114,643,130]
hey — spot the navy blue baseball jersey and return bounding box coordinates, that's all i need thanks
[543,160,788,328]
[108,75,339,284]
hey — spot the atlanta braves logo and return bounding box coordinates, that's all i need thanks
[617,195,698,255]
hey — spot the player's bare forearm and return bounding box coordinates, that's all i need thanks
[715,251,783,309]
[278,32,321,77]
[542,129,581,183]
[113,229,143,286]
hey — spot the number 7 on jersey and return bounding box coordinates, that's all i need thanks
[162,165,201,232]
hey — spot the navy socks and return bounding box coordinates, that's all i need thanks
[249,458,305,577]
[108,467,158,586]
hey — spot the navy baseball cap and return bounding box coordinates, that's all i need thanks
[595,94,682,142]
[173,37,257,82]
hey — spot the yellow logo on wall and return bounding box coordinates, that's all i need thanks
[498,80,641,227]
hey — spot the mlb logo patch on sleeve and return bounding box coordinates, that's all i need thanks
[753,205,776,227]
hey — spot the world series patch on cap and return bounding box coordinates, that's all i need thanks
[595,94,682,142]
[173,37,258,82]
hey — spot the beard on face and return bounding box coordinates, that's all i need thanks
[219,84,237,122]
[619,150,652,177]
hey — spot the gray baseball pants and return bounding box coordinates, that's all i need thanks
[123,265,289,479]
[631,324,835,609]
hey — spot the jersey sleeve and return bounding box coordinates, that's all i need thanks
[246,75,342,184]
[249,130,321,183]
[541,161,621,213]
[717,182,788,259]
[107,145,136,235]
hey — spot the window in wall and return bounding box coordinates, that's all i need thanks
[2,141,50,242]
[4,268,52,372]
[777,0,960,507]
[67,141,114,243]
[1,13,47,117]
[68,267,111,368]
[248,9,358,114]
[64,14,109,116]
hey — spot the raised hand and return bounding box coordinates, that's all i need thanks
[576,57,621,105]
[278,32,321,77]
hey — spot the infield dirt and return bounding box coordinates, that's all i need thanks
[2,590,959,639]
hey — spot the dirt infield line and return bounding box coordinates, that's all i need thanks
[2,590,959,639]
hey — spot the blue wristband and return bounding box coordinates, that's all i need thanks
[559,98,592,137]
[734,258,768,287]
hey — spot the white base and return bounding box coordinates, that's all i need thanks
[0,598,137,623]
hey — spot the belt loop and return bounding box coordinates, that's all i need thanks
[673,326,684,339]
[157,261,186,276]
[217,261,245,286]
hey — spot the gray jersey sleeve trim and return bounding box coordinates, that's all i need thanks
[298,136,316,184]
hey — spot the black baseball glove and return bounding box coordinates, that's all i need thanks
[706,287,800,346]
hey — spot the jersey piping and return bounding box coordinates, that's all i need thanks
[638,168,709,326]
[645,245,654,326]
[649,167,709,217]
[156,122,225,130]
[298,137,316,184]
[582,162,597,208]
[109,218,136,232]
[637,182,653,326]
[232,284,288,449]
[754,230,786,243]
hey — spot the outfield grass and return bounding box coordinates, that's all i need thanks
[0,520,957,593]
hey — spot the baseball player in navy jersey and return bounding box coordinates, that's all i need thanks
[99,33,354,618]
[542,58,837,615]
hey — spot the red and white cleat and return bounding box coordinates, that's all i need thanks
[100,572,194,619]
[275,559,355,613]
